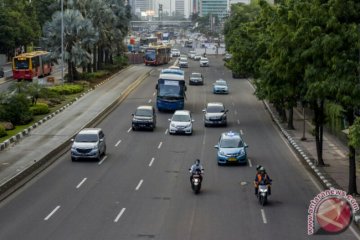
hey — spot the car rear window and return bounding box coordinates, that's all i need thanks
[173,114,191,122]
[207,105,225,113]
[220,139,243,148]
[135,109,152,116]
[75,133,98,142]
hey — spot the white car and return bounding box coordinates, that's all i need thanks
[168,110,194,135]
[188,51,196,59]
[179,57,188,68]
[171,49,180,57]
[200,57,209,67]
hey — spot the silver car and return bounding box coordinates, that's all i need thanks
[200,57,209,67]
[203,102,228,127]
[213,79,229,94]
[71,128,106,161]
[179,57,188,68]
[189,72,204,85]
[168,110,194,135]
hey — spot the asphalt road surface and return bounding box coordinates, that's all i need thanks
[0,55,358,240]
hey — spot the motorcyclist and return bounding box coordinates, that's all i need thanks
[254,167,271,195]
[189,159,204,183]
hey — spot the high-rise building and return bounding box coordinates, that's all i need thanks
[175,0,185,18]
[200,0,228,19]
[129,0,155,16]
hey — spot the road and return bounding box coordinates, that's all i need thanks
[0,56,358,239]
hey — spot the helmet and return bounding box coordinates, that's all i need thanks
[256,165,262,171]
[195,159,200,166]
[259,167,265,174]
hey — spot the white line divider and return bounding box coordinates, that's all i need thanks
[44,206,60,221]
[165,129,168,135]
[98,155,107,165]
[76,178,87,189]
[115,140,122,147]
[248,158,253,167]
[158,142,163,149]
[127,127,132,133]
[114,208,126,223]
[135,179,143,191]
[261,209,267,224]
[148,99,152,103]
[149,157,155,167]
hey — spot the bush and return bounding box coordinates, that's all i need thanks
[49,84,84,95]
[0,93,33,125]
[30,103,50,115]
[0,125,6,138]
[79,71,110,81]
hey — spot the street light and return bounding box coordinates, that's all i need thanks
[61,0,64,82]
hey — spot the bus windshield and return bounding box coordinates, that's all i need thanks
[145,49,156,61]
[14,59,30,69]
[158,80,185,99]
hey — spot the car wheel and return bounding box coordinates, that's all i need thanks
[71,157,76,162]
[132,126,136,131]
[103,146,106,156]
[97,151,101,161]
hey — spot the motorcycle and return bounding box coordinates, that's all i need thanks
[257,180,271,206]
[190,169,203,194]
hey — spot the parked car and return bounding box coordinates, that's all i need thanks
[203,102,228,127]
[214,131,248,165]
[168,110,194,135]
[189,72,204,85]
[213,79,229,94]
[200,57,209,67]
[132,105,156,131]
[179,57,189,68]
[71,128,106,161]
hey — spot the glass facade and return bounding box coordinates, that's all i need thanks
[201,0,228,18]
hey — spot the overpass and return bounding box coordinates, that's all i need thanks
[130,20,192,30]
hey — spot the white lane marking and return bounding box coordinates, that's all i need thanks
[350,225,360,240]
[44,206,60,221]
[234,110,238,115]
[149,157,155,167]
[135,179,144,191]
[127,127,132,133]
[247,80,256,91]
[148,99,152,103]
[158,142,163,149]
[98,155,107,165]
[76,178,87,189]
[248,159,252,167]
[115,140,122,147]
[261,209,267,224]
[165,129,168,135]
[114,208,126,222]
[153,92,156,96]
[237,120,240,125]
[335,149,346,158]
[328,143,335,147]
[240,129,243,135]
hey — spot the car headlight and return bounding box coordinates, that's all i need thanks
[239,149,245,155]
[219,151,225,156]
[171,123,176,127]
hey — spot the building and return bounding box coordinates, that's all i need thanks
[175,0,185,18]
[200,0,228,19]
[129,0,155,17]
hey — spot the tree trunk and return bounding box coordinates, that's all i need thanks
[93,45,97,72]
[67,60,73,82]
[346,109,358,195]
[313,100,325,166]
[287,107,295,130]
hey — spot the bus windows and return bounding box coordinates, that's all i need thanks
[15,59,29,69]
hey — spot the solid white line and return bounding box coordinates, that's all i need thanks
[114,208,126,222]
[153,92,156,96]
[127,127,132,133]
[76,178,87,189]
[240,129,243,135]
[237,120,240,125]
[350,225,360,240]
[149,157,155,167]
[335,149,346,158]
[248,158,252,167]
[135,179,143,191]
[98,155,107,165]
[44,206,60,221]
[148,99,152,103]
[261,209,267,224]
[158,142,162,149]
[165,129,168,135]
[115,140,122,147]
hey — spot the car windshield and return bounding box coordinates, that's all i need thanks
[207,105,225,113]
[180,58,187,62]
[191,73,201,78]
[216,81,227,86]
[75,134,98,142]
[220,139,243,148]
[172,114,191,122]
[135,109,152,116]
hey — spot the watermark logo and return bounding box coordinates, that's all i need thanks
[308,189,359,235]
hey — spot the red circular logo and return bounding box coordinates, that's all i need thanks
[316,197,352,233]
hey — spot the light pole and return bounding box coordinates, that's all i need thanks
[61,0,64,82]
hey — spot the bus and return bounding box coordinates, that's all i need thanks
[12,51,52,81]
[156,68,187,111]
[144,45,171,66]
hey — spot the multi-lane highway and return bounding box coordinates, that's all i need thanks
[0,55,358,240]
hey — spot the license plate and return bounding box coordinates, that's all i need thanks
[228,157,236,161]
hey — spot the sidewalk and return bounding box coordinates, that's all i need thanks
[264,101,360,202]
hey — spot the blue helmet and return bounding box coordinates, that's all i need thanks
[195,159,200,166]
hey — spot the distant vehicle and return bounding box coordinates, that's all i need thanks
[179,57,188,68]
[214,131,248,165]
[189,72,204,85]
[132,105,156,131]
[188,51,196,59]
[144,45,171,66]
[203,102,228,127]
[171,48,180,57]
[12,51,52,81]
[185,40,193,48]
[213,79,229,94]
[71,128,106,161]
[139,37,158,46]
[168,110,194,135]
[193,54,201,61]
[224,53,232,61]
[156,68,187,111]
[200,57,209,67]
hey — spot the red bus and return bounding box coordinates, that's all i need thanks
[144,44,171,66]
[12,51,52,80]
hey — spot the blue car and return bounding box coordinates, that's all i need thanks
[214,131,248,165]
[213,79,229,94]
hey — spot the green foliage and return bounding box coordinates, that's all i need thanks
[49,84,84,95]
[0,125,6,138]
[349,117,360,148]
[78,71,110,81]
[29,103,50,115]
[325,102,344,132]
[0,93,33,125]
